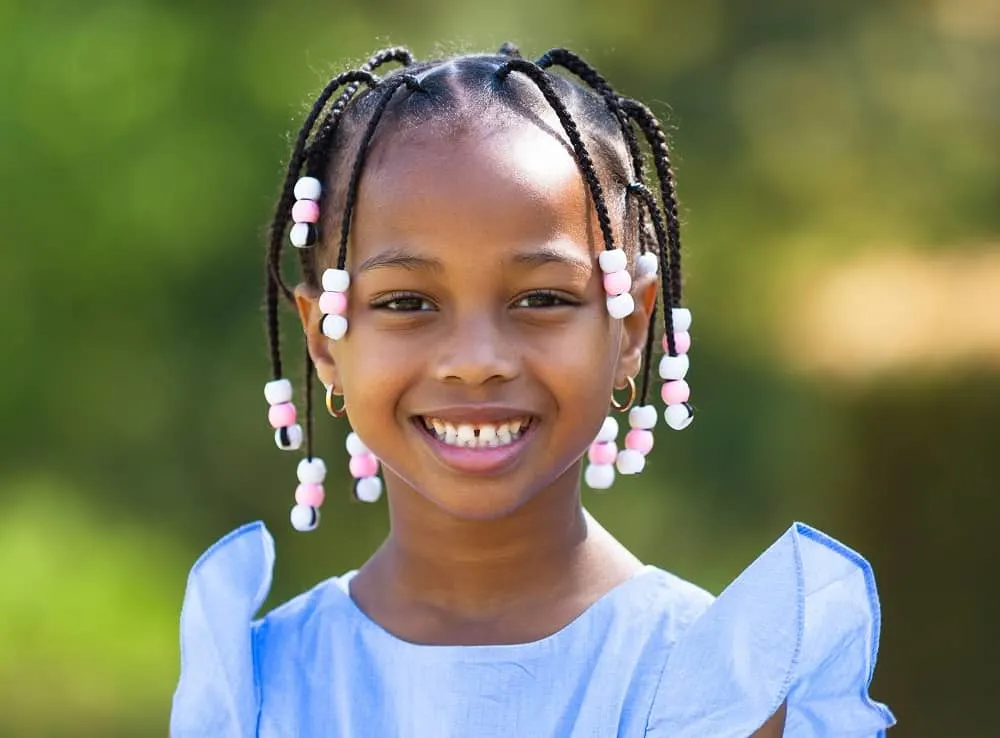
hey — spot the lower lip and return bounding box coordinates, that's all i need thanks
[412,420,537,476]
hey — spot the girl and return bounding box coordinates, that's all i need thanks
[171,44,895,737]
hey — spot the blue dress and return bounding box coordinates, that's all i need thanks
[170,522,895,736]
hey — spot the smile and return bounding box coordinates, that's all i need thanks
[418,416,533,448]
[410,412,539,476]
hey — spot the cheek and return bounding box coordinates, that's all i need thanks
[525,314,619,434]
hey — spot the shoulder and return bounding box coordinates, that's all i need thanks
[645,523,897,737]
[629,565,716,643]
[169,522,357,738]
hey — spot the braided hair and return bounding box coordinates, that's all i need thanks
[264,44,686,462]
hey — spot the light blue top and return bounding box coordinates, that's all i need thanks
[170,522,895,737]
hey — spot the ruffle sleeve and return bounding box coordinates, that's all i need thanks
[645,523,896,737]
[170,522,275,738]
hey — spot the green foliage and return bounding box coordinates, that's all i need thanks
[1,0,995,734]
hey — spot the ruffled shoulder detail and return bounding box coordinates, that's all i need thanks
[646,523,896,737]
[170,522,275,738]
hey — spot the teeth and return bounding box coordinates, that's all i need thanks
[456,424,476,446]
[421,417,531,448]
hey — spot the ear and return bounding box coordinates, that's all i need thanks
[616,271,658,384]
[294,283,342,391]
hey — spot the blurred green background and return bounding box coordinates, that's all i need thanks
[1,0,997,735]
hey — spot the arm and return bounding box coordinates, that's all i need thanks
[750,702,787,738]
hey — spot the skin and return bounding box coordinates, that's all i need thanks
[296,105,786,735]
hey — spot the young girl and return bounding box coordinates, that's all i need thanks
[171,44,895,737]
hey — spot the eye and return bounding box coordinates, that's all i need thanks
[371,292,436,312]
[512,290,578,309]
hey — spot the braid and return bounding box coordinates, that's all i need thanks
[308,47,414,175]
[535,49,650,254]
[498,42,522,58]
[627,182,676,348]
[619,98,683,306]
[304,344,316,459]
[263,69,380,383]
[337,74,427,271]
[496,59,617,254]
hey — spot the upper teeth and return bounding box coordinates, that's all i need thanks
[422,417,530,447]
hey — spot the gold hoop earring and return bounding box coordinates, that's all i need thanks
[611,376,636,413]
[325,385,347,418]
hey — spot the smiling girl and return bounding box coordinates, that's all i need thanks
[170,44,895,737]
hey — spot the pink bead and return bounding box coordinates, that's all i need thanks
[625,429,654,455]
[291,199,320,223]
[662,331,691,355]
[268,402,297,428]
[603,270,632,297]
[319,290,348,315]
[661,380,691,405]
[295,483,325,507]
[587,441,618,466]
[349,453,379,479]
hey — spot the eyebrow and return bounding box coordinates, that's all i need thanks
[357,248,444,273]
[510,246,593,278]
[356,244,594,276]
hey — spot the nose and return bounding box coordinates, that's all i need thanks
[432,313,520,386]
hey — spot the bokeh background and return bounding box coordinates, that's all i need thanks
[2,0,997,735]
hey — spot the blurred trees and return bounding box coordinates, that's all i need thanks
[0,0,996,734]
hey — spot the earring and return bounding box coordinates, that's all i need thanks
[611,376,637,413]
[346,431,383,503]
[659,308,694,430]
[585,416,619,490]
[325,384,347,418]
[264,378,303,451]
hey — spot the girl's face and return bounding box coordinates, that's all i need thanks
[298,115,655,520]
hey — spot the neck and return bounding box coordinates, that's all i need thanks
[372,469,593,616]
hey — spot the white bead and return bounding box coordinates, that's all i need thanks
[595,416,619,443]
[584,463,616,490]
[637,252,658,276]
[658,353,690,381]
[616,449,646,475]
[355,476,383,503]
[671,307,692,332]
[293,176,322,201]
[289,222,313,248]
[664,403,694,430]
[264,378,293,405]
[607,293,635,319]
[628,405,657,430]
[322,314,348,341]
[275,424,303,451]
[322,268,350,293]
[598,248,628,274]
[297,457,327,484]
[345,431,369,457]
[290,504,320,532]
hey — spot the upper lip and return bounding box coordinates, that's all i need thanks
[412,406,537,424]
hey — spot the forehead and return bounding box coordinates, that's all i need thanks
[348,117,601,259]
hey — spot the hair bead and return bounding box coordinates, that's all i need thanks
[290,222,318,248]
[293,176,322,201]
[598,248,627,273]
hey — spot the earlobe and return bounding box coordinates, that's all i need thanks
[294,283,341,389]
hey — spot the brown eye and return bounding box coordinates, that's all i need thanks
[513,291,576,309]
[372,293,436,312]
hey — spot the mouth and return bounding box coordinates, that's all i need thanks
[416,415,534,448]
[410,413,538,475]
